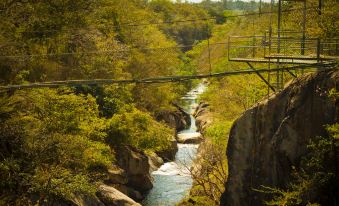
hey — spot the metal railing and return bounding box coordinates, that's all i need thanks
[265,37,320,60]
[228,35,339,63]
[228,36,266,61]
[320,38,339,58]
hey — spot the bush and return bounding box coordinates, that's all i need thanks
[106,107,174,152]
[257,124,339,206]
[0,88,113,204]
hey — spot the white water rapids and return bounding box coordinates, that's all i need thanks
[142,83,206,206]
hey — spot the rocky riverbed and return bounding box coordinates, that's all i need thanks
[142,83,207,206]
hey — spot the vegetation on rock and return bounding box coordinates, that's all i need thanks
[0,0,337,205]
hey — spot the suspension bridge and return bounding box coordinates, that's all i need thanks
[0,0,338,93]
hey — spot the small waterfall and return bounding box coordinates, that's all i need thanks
[142,83,206,206]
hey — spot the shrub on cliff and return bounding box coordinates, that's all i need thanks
[257,123,339,206]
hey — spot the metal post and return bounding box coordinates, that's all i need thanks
[301,0,306,55]
[281,66,284,90]
[207,23,212,74]
[269,0,274,44]
[277,0,283,91]
[252,36,256,58]
[208,38,212,74]
[267,0,274,96]
[277,0,282,55]
[301,65,304,74]
[317,38,321,62]
[228,36,230,61]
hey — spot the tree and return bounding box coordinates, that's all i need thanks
[0,88,113,204]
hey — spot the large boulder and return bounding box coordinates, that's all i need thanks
[156,105,191,131]
[112,184,143,201]
[193,102,212,134]
[105,166,128,185]
[220,70,338,206]
[72,195,105,206]
[34,194,104,206]
[115,145,153,192]
[96,184,141,206]
[155,136,178,161]
[177,132,202,144]
[147,151,164,172]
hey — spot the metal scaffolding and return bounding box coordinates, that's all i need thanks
[227,0,338,92]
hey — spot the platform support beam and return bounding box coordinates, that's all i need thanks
[246,62,276,92]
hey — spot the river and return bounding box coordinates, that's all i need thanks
[142,83,206,206]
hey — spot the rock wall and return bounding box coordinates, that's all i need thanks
[155,105,190,161]
[193,102,212,134]
[103,105,189,203]
[220,70,338,206]
[96,184,141,206]
[114,145,153,193]
[156,104,191,132]
[47,184,141,206]
[155,137,178,161]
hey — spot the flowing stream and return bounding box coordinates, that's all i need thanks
[142,83,206,206]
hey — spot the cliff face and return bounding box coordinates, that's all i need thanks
[156,105,191,132]
[193,102,212,134]
[220,70,338,206]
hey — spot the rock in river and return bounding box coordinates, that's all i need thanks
[115,145,153,192]
[97,184,141,206]
[177,132,202,144]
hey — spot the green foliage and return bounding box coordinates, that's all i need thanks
[257,124,339,206]
[75,84,134,118]
[178,196,215,206]
[149,0,211,49]
[205,120,233,148]
[106,107,174,152]
[327,123,339,144]
[179,1,338,204]
[0,0,197,114]
[0,89,113,204]
[1,0,337,205]
[0,84,179,204]
[201,76,266,121]
[198,0,263,24]
[0,0,219,204]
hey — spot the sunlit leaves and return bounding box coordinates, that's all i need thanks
[106,107,174,152]
[0,88,113,203]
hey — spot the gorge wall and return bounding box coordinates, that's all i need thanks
[51,107,190,206]
[220,70,338,206]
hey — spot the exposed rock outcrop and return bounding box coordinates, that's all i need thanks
[155,105,188,161]
[220,70,338,206]
[45,185,140,206]
[96,184,141,206]
[156,105,191,132]
[177,132,202,144]
[112,184,143,201]
[72,194,105,206]
[147,151,164,172]
[105,166,128,185]
[155,136,178,161]
[115,145,153,193]
[193,102,212,134]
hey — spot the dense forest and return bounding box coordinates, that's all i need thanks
[0,0,338,205]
